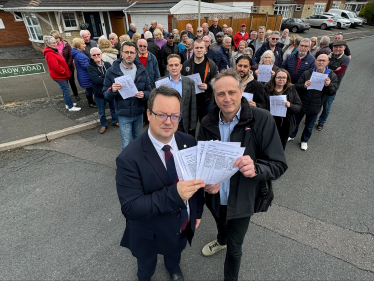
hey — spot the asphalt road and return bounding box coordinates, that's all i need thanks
[1,36,374,280]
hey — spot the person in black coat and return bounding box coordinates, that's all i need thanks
[264,69,302,149]
[160,33,179,76]
[289,54,338,151]
[87,48,118,134]
[116,86,205,281]
[144,31,162,72]
[252,31,283,67]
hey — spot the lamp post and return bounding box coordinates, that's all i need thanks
[198,0,201,27]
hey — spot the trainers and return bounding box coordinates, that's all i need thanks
[68,106,81,112]
[301,142,308,151]
[316,124,323,131]
[202,240,227,256]
[287,137,294,142]
[65,103,77,109]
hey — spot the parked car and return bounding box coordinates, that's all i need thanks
[302,15,337,30]
[323,12,351,28]
[356,16,367,24]
[281,18,310,33]
[328,9,363,27]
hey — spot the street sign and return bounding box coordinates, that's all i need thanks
[0,63,45,79]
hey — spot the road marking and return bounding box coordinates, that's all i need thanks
[252,204,374,272]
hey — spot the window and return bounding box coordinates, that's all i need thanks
[62,12,79,30]
[332,1,341,9]
[0,19,5,29]
[252,6,258,13]
[312,3,326,16]
[274,6,292,19]
[13,12,23,22]
[23,13,43,42]
[344,4,352,11]
[295,5,301,12]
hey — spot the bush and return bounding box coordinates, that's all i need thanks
[359,0,374,23]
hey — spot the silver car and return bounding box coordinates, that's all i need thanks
[323,12,351,28]
[302,15,337,30]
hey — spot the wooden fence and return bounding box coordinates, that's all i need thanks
[176,14,282,35]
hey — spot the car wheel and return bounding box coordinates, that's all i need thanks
[321,23,327,30]
[291,26,299,33]
[337,22,341,28]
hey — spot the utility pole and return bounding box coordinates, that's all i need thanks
[198,0,201,27]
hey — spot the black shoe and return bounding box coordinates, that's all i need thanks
[89,103,98,108]
[317,124,323,131]
[75,95,81,101]
[170,270,184,281]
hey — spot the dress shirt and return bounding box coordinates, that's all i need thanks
[218,107,242,205]
[170,75,183,97]
[147,129,190,219]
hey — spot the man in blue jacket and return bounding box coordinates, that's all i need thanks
[281,38,315,84]
[216,37,232,71]
[103,42,151,150]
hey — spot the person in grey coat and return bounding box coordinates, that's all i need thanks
[158,54,197,135]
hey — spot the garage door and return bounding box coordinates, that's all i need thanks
[130,14,169,33]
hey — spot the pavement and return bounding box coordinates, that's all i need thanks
[0,34,374,280]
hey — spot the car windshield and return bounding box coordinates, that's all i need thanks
[347,12,355,18]
[331,13,343,19]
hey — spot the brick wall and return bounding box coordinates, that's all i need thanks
[168,14,174,33]
[0,11,31,47]
[256,5,275,14]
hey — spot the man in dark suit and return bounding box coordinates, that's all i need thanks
[116,85,205,281]
[159,54,197,136]
[180,38,194,64]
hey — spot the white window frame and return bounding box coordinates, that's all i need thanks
[332,1,341,9]
[13,12,23,22]
[274,6,291,19]
[61,12,79,31]
[0,19,5,29]
[252,6,258,13]
[295,5,301,11]
[22,12,44,43]
[312,3,326,16]
[344,4,352,10]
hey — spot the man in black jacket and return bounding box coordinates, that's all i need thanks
[181,39,218,136]
[235,55,267,109]
[203,36,217,63]
[160,33,179,76]
[289,54,338,151]
[144,31,161,73]
[198,68,287,281]
[252,31,283,67]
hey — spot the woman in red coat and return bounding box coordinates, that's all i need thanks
[43,36,81,111]
[50,30,81,101]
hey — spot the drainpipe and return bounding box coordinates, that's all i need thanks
[124,11,129,32]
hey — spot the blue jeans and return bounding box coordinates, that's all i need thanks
[94,97,118,127]
[290,110,318,143]
[118,113,143,150]
[55,80,74,108]
[318,94,336,125]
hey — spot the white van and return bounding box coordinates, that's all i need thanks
[328,9,363,27]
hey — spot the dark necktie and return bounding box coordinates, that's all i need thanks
[162,145,188,230]
[187,51,190,59]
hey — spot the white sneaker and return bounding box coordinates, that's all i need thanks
[202,240,227,256]
[68,106,81,112]
[287,137,294,142]
[301,142,308,151]
[65,103,77,109]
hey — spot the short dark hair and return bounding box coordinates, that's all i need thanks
[121,41,137,51]
[148,85,182,111]
[167,54,181,63]
[236,55,251,65]
[180,30,188,37]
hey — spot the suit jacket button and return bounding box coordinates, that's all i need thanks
[176,232,180,235]
[177,214,181,217]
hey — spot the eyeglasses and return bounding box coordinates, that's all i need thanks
[121,51,136,55]
[275,77,287,80]
[316,59,327,62]
[92,54,101,57]
[51,41,57,44]
[335,32,343,35]
[197,30,203,32]
[271,38,279,41]
[150,109,181,123]
[138,45,147,48]
[299,44,309,48]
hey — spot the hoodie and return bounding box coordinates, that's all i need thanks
[43,47,71,81]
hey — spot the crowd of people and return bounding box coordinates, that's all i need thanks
[42,20,351,151]
[41,19,351,281]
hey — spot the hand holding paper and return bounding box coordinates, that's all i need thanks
[307,72,329,91]
[234,155,256,178]
[186,73,204,94]
[204,183,220,194]
[177,179,205,201]
[114,74,138,99]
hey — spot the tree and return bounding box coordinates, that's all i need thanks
[359,0,374,23]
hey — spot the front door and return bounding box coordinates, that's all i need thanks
[84,12,103,39]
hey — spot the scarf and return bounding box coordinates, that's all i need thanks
[241,70,254,89]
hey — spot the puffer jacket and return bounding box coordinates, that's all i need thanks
[43,47,71,81]
[103,58,151,117]
[101,48,119,65]
[215,45,232,71]
[281,51,315,84]
[87,59,111,99]
[71,48,92,88]
[198,99,288,219]
[295,67,338,115]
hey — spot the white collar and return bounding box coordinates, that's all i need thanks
[148,129,176,152]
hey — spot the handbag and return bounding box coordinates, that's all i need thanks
[254,180,274,213]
